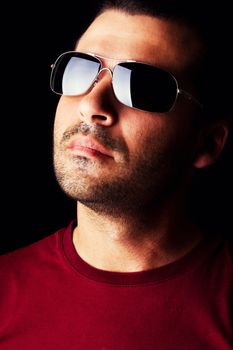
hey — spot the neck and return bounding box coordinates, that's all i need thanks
[73,198,202,272]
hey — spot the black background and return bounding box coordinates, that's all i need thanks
[1,2,232,254]
[1,2,101,253]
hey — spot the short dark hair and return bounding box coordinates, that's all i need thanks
[96,0,232,124]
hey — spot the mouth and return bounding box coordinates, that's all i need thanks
[66,136,114,159]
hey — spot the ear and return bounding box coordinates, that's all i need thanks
[193,120,229,169]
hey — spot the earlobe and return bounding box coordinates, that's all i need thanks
[193,120,229,169]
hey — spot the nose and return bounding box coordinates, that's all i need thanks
[78,68,118,126]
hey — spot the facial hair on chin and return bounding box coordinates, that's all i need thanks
[54,122,191,215]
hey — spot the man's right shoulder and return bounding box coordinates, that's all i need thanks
[0,225,68,270]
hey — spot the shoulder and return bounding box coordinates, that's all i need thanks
[222,236,233,268]
[0,231,57,269]
[215,234,233,262]
[0,221,74,272]
[0,222,74,327]
[206,234,233,281]
[0,221,75,303]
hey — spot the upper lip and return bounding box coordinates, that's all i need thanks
[66,136,113,157]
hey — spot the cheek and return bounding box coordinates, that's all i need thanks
[54,97,78,140]
[121,112,194,166]
[121,114,165,153]
[54,111,65,143]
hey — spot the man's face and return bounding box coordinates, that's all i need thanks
[53,10,204,213]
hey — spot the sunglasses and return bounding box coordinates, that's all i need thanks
[50,51,202,113]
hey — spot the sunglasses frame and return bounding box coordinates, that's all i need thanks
[50,51,203,113]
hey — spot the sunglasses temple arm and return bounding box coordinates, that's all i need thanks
[178,89,203,109]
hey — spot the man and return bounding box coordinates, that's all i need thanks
[0,1,232,349]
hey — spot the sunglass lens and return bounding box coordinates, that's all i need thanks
[50,52,101,96]
[113,62,178,112]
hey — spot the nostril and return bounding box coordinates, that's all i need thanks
[93,115,107,121]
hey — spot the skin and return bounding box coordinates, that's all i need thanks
[53,10,228,272]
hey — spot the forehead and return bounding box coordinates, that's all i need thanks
[77,10,204,76]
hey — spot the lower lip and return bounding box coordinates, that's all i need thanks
[67,145,112,159]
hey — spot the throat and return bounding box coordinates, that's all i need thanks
[73,208,203,272]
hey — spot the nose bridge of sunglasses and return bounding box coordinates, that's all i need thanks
[94,67,113,86]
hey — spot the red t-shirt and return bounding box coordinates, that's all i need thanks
[0,221,232,349]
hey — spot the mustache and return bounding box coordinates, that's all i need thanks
[61,122,128,154]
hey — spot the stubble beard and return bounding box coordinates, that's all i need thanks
[53,124,189,217]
